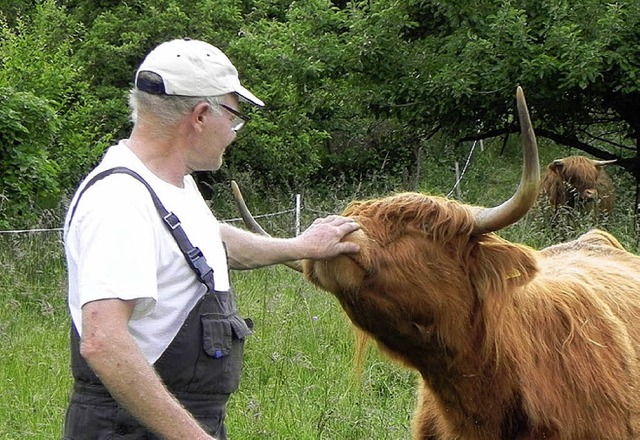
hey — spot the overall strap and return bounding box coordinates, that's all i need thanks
[67,166,216,292]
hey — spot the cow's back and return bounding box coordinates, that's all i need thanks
[538,229,640,331]
[515,229,640,438]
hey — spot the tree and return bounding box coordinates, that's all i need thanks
[346,0,640,207]
[4,0,639,224]
[0,1,96,227]
[227,0,427,194]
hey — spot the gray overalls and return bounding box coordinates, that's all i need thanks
[63,168,252,439]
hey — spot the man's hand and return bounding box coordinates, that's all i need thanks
[295,215,360,259]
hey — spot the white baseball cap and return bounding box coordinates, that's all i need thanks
[134,38,264,107]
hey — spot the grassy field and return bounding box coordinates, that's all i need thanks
[0,232,417,439]
[2,137,640,439]
[0,231,71,439]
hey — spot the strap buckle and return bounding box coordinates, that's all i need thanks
[186,247,214,283]
[163,212,181,229]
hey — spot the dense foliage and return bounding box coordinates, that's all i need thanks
[0,0,638,227]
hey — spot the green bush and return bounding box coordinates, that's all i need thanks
[0,1,111,227]
[0,89,61,228]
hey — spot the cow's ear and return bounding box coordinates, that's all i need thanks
[469,234,538,303]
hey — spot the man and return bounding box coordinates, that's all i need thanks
[62,38,360,440]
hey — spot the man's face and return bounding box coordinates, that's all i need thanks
[189,94,241,172]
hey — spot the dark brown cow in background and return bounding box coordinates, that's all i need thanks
[540,155,616,217]
[233,88,640,439]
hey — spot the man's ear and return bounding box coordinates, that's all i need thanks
[191,102,211,128]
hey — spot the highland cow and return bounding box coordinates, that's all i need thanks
[232,88,640,439]
[540,155,616,217]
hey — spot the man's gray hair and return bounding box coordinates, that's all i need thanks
[128,87,225,126]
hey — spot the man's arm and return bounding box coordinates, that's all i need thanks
[220,215,360,270]
[80,299,215,440]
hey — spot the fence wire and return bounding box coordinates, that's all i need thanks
[0,198,347,239]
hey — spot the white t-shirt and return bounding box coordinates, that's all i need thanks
[64,141,231,364]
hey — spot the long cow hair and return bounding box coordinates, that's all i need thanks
[304,193,640,439]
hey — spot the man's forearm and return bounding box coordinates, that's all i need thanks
[86,342,212,440]
[219,218,360,270]
[220,223,301,269]
[80,300,214,440]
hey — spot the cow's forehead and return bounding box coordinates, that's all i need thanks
[556,156,602,177]
[344,193,476,245]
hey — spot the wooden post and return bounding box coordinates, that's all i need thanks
[295,193,301,236]
[454,162,462,198]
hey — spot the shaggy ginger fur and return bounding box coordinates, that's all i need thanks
[304,192,640,440]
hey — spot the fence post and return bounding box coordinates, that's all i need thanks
[295,193,301,236]
[454,162,462,198]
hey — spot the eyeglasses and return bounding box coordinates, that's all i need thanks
[220,104,251,132]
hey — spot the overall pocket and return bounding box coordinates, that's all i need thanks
[190,313,253,394]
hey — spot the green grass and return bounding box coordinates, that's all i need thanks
[0,304,70,439]
[3,140,640,438]
[227,268,416,439]
[0,233,416,439]
[0,232,70,439]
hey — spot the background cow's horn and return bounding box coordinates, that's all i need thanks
[592,159,617,167]
[472,86,540,234]
[231,181,304,272]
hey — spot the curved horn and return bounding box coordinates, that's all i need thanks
[472,86,540,234]
[592,159,617,167]
[230,181,303,272]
